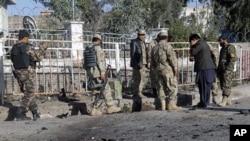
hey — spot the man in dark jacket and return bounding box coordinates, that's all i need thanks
[130,29,147,98]
[189,34,216,108]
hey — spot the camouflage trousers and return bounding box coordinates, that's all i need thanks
[217,70,234,97]
[157,69,178,100]
[150,68,158,89]
[14,68,38,112]
[89,77,114,107]
[131,66,146,95]
[211,77,219,96]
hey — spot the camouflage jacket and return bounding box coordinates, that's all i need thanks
[84,43,106,79]
[147,39,158,62]
[151,41,177,72]
[218,44,237,71]
[11,42,46,69]
[28,44,46,62]
[13,42,46,80]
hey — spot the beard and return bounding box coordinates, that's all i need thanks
[220,42,225,46]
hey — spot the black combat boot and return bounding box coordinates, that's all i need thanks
[16,107,31,121]
[31,110,40,121]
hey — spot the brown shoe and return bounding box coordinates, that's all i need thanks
[107,106,121,114]
[212,96,218,104]
[218,96,228,107]
[90,108,102,116]
[166,100,182,110]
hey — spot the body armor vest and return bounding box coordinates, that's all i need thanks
[84,45,97,68]
[11,43,32,69]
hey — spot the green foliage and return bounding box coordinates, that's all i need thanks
[36,0,221,41]
[103,0,185,34]
[213,0,250,33]
[104,0,146,33]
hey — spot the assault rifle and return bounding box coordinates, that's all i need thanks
[89,65,112,108]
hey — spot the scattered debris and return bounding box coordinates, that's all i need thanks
[56,113,68,119]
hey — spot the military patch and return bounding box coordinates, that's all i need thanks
[230,54,235,58]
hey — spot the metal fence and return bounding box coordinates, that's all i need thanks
[1,35,250,96]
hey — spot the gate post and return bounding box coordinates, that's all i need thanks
[0,0,17,105]
[65,21,85,60]
[0,38,5,105]
[115,43,120,79]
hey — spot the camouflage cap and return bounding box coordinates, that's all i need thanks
[93,34,102,40]
[138,29,146,35]
[158,30,168,37]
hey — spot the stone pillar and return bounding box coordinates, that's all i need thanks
[65,21,84,60]
[0,0,16,105]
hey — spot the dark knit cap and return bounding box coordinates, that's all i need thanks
[18,30,30,39]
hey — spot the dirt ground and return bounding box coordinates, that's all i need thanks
[0,85,250,141]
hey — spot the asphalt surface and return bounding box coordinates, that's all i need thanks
[0,96,250,141]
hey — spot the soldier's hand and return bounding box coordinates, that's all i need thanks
[100,74,106,81]
[189,56,195,62]
[39,42,48,50]
[147,62,151,69]
[173,69,177,76]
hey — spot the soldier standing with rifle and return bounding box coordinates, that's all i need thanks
[11,30,47,121]
[83,34,121,116]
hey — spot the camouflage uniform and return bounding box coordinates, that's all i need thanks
[84,34,121,115]
[151,33,181,110]
[85,44,115,107]
[147,39,158,94]
[217,43,236,105]
[13,44,46,111]
[208,44,219,103]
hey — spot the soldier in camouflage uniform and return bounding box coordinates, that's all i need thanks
[217,36,237,107]
[151,31,181,111]
[208,43,219,104]
[83,34,121,116]
[147,34,159,97]
[11,30,47,121]
[130,29,148,98]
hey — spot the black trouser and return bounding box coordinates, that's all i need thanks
[196,69,216,107]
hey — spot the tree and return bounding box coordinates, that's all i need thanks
[103,0,185,34]
[213,0,250,33]
[103,0,147,33]
[38,0,110,31]
[35,0,219,41]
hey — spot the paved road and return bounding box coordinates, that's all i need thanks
[0,96,250,141]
